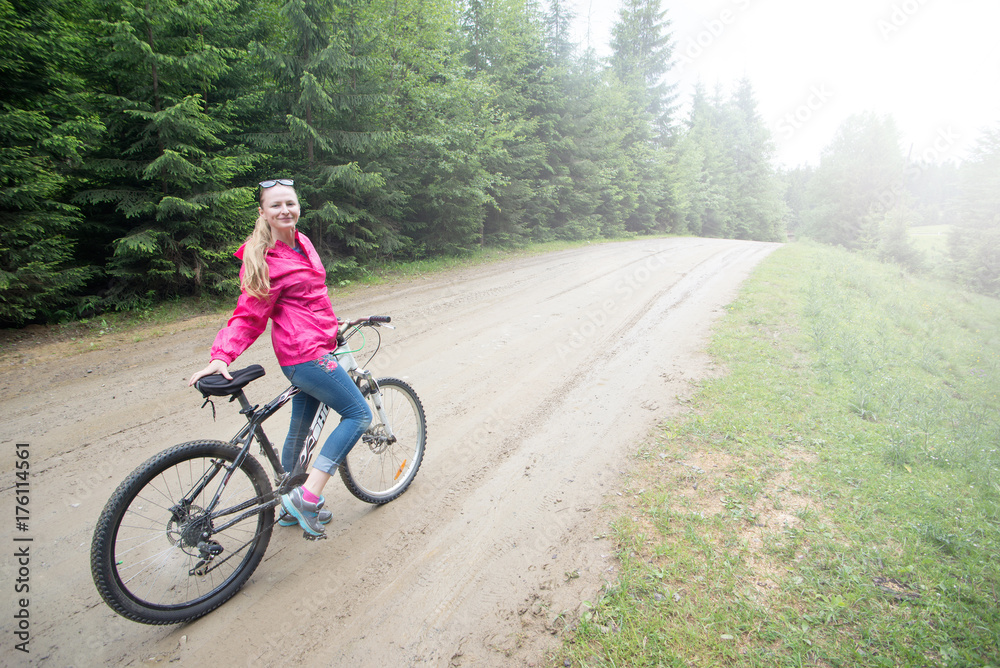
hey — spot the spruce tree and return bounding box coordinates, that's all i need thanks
[500,0,583,243]
[609,0,676,141]
[681,83,735,238]
[607,0,682,234]
[0,0,102,324]
[727,78,785,241]
[950,128,1000,296]
[251,0,395,271]
[802,112,905,248]
[78,0,262,307]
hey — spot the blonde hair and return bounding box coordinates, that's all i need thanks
[241,213,275,301]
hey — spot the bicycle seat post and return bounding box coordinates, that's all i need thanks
[234,391,255,415]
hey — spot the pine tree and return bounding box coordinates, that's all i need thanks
[78,0,262,307]
[727,78,785,241]
[0,0,102,324]
[949,127,1000,296]
[608,0,676,141]
[251,0,396,271]
[802,112,905,248]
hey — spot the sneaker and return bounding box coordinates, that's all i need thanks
[278,500,332,527]
[280,487,327,537]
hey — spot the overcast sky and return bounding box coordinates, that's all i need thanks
[570,0,1000,167]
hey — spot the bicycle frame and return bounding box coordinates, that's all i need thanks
[91,315,422,623]
[194,323,395,533]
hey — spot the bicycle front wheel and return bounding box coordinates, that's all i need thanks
[90,440,274,624]
[341,377,426,504]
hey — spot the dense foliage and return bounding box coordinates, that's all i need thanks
[949,128,1000,297]
[0,0,789,326]
[784,112,1000,297]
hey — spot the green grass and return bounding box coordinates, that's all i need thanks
[909,224,952,265]
[0,294,235,356]
[555,242,1000,668]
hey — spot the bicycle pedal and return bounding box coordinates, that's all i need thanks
[303,531,327,541]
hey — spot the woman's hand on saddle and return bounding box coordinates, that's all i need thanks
[188,359,232,386]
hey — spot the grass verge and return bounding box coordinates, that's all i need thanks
[555,242,1000,667]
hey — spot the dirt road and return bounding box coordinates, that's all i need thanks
[1,237,779,667]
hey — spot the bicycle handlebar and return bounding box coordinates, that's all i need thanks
[340,315,392,327]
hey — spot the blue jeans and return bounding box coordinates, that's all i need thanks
[280,353,373,475]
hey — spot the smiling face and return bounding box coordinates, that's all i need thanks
[258,184,300,245]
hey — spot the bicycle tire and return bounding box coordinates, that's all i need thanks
[341,377,426,504]
[90,440,274,624]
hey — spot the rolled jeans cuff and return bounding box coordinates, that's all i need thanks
[313,454,340,476]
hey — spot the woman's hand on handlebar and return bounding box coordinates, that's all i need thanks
[188,359,232,386]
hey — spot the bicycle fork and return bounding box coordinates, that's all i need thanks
[354,369,396,444]
[338,349,396,444]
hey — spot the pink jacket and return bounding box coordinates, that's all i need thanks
[209,231,339,367]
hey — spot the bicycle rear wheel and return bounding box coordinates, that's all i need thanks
[90,440,274,624]
[341,377,426,504]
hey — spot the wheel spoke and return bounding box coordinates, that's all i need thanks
[92,441,275,623]
[342,379,425,504]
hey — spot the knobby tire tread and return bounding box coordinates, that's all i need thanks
[340,377,426,504]
[90,440,273,625]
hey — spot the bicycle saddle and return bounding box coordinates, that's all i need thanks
[195,364,266,397]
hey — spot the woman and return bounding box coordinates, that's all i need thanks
[188,179,372,538]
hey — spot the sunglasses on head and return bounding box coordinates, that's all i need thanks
[259,179,294,188]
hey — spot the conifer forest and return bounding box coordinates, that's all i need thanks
[2,0,997,326]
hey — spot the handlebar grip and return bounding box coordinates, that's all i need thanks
[368,315,391,324]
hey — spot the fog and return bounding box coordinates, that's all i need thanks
[572,0,1000,166]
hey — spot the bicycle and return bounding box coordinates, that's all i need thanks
[90,316,425,625]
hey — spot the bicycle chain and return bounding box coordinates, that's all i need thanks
[192,495,331,575]
[192,513,283,576]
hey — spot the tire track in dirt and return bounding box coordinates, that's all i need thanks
[0,237,779,667]
[329,242,779,666]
